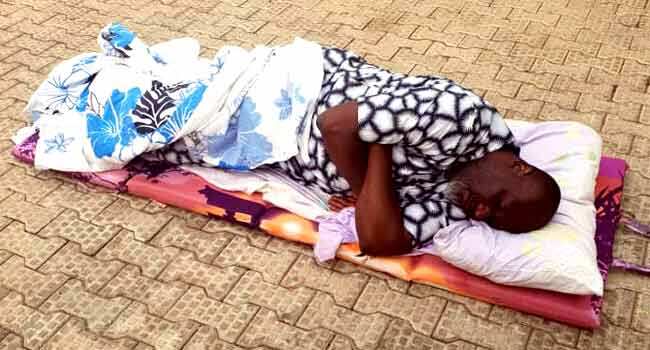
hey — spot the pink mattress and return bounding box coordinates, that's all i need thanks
[12,132,627,328]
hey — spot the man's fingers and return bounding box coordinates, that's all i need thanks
[329,195,357,212]
[329,203,344,212]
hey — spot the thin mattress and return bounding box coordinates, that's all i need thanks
[12,133,627,328]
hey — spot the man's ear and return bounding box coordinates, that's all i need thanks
[474,202,491,220]
[513,160,533,176]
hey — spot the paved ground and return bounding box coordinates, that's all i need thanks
[0,0,648,349]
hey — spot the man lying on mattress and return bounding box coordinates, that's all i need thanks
[25,24,561,257]
[270,48,561,256]
[155,47,561,256]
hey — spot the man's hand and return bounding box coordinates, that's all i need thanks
[328,195,357,212]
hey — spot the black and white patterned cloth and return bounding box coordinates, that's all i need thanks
[150,47,518,246]
[273,47,517,246]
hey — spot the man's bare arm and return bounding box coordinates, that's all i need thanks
[319,101,413,256]
[354,143,413,256]
[318,101,368,195]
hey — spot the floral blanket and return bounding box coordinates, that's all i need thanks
[20,23,323,172]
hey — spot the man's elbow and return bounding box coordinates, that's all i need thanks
[317,102,358,139]
[317,112,343,139]
[357,226,413,257]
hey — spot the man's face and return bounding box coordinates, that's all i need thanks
[447,151,548,233]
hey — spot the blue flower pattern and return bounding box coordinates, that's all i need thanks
[45,73,77,111]
[36,53,98,121]
[32,23,316,171]
[107,23,134,48]
[151,52,166,64]
[157,83,207,142]
[71,55,97,74]
[212,57,225,71]
[86,88,141,158]
[75,86,90,112]
[207,96,273,169]
[44,133,74,153]
[274,82,305,120]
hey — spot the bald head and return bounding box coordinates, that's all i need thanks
[446,150,561,233]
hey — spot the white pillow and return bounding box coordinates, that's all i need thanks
[431,120,603,296]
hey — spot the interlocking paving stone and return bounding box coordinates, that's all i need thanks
[399,13,448,32]
[0,333,27,350]
[93,200,172,242]
[518,83,579,110]
[237,308,333,349]
[225,270,314,324]
[96,230,179,278]
[282,255,368,308]
[104,302,198,350]
[39,210,120,255]
[0,292,68,350]
[484,91,544,117]
[489,305,580,347]
[391,48,444,72]
[0,194,63,233]
[43,317,137,350]
[496,67,556,89]
[100,264,187,317]
[0,221,65,269]
[425,42,482,63]
[38,183,115,221]
[588,68,647,92]
[631,293,650,333]
[113,193,151,211]
[159,251,244,300]
[214,236,296,283]
[0,166,59,203]
[538,103,605,131]
[577,319,650,350]
[567,51,625,75]
[442,57,502,78]
[132,343,154,350]
[621,58,650,79]
[265,235,315,257]
[476,50,535,71]
[0,255,67,307]
[355,278,445,335]
[463,74,521,98]
[379,319,481,350]
[333,259,409,293]
[166,286,258,343]
[40,279,130,332]
[157,205,209,229]
[202,218,271,248]
[602,288,638,328]
[297,292,390,349]
[326,335,356,350]
[183,325,248,350]
[150,217,232,264]
[607,267,650,294]
[39,242,123,292]
[511,43,567,64]
[434,302,530,350]
[0,250,11,265]
[527,330,574,350]
[531,58,590,81]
